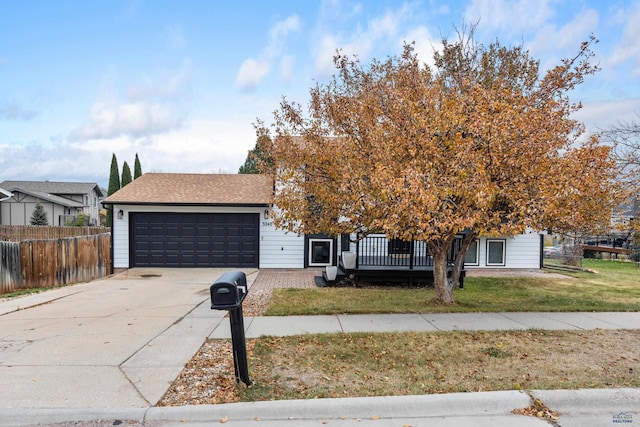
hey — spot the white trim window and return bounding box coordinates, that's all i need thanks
[308,238,333,266]
[486,239,506,266]
[464,239,480,266]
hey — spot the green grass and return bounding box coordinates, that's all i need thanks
[265,259,640,315]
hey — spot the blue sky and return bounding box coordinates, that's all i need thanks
[1,0,640,188]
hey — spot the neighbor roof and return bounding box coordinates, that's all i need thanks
[0,180,103,197]
[103,173,273,206]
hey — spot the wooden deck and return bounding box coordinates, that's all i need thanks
[319,235,466,287]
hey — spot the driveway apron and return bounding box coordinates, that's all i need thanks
[0,268,257,408]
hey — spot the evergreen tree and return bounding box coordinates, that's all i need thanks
[134,153,142,179]
[106,153,121,227]
[121,161,133,187]
[30,202,49,225]
[239,134,272,174]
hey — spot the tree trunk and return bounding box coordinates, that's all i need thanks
[449,231,478,285]
[430,232,477,304]
[432,248,453,303]
[429,235,455,303]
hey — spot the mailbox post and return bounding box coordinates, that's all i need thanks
[210,271,251,386]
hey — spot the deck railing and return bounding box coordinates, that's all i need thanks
[353,235,464,269]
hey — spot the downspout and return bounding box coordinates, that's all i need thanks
[109,205,114,275]
[103,202,114,275]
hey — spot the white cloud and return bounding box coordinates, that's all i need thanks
[528,9,599,56]
[401,26,441,69]
[235,15,301,90]
[235,58,271,90]
[465,0,555,34]
[69,101,183,140]
[70,62,191,141]
[268,15,301,55]
[573,96,640,133]
[315,34,341,77]
[312,3,413,78]
[607,3,640,74]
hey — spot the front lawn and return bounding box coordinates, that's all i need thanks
[241,329,640,402]
[161,329,640,404]
[265,260,640,315]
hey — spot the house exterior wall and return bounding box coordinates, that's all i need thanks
[111,202,541,271]
[340,232,542,269]
[0,189,101,226]
[260,210,305,268]
[56,191,101,225]
[466,233,542,269]
[0,194,69,226]
[111,204,304,269]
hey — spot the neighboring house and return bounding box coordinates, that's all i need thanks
[0,180,103,226]
[611,196,639,229]
[103,173,543,272]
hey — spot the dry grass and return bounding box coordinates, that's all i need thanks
[160,329,640,405]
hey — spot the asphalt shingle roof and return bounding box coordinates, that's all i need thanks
[0,180,103,197]
[103,173,273,205]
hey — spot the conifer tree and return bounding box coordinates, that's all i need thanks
[121,161,133,187]
[30,202,49,225]
[106,153,121,227]
[134,153,142,179]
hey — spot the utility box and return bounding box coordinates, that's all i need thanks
[210,271,248,310]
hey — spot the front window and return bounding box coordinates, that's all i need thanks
[464,239,479,266]
[486,239,506,266]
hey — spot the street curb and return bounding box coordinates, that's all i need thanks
[3,389,638,425]
[146,391,531,423]
[0,407,147,427]
[531,388,640,415]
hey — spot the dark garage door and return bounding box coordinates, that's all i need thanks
[131,212,259,267]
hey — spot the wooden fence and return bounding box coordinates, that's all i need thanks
[0,225,110,242]
[0,233,111,294]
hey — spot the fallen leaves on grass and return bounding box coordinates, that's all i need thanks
[160,329,640,406]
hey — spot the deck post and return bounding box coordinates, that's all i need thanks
[409,240,414,270]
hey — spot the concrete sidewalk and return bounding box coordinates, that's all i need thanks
[211,311,640,339]
[0,269,638,426]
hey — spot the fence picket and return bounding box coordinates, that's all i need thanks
[0,232,111,294]
[0,225,110,242]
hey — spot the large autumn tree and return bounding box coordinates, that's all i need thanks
[258,32,617,303]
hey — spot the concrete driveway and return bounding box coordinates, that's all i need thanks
[0,268,257,409]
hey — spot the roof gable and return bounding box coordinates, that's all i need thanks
[104,173,273,205]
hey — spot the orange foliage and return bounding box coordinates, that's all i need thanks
[259,33,617,303]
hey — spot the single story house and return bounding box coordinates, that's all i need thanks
[103,173,543,272]
[0,180,103,226]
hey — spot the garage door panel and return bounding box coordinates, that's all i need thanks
[131,212,259,267]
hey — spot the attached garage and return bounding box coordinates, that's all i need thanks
[130,212,259,267]
[103,173,286,271]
